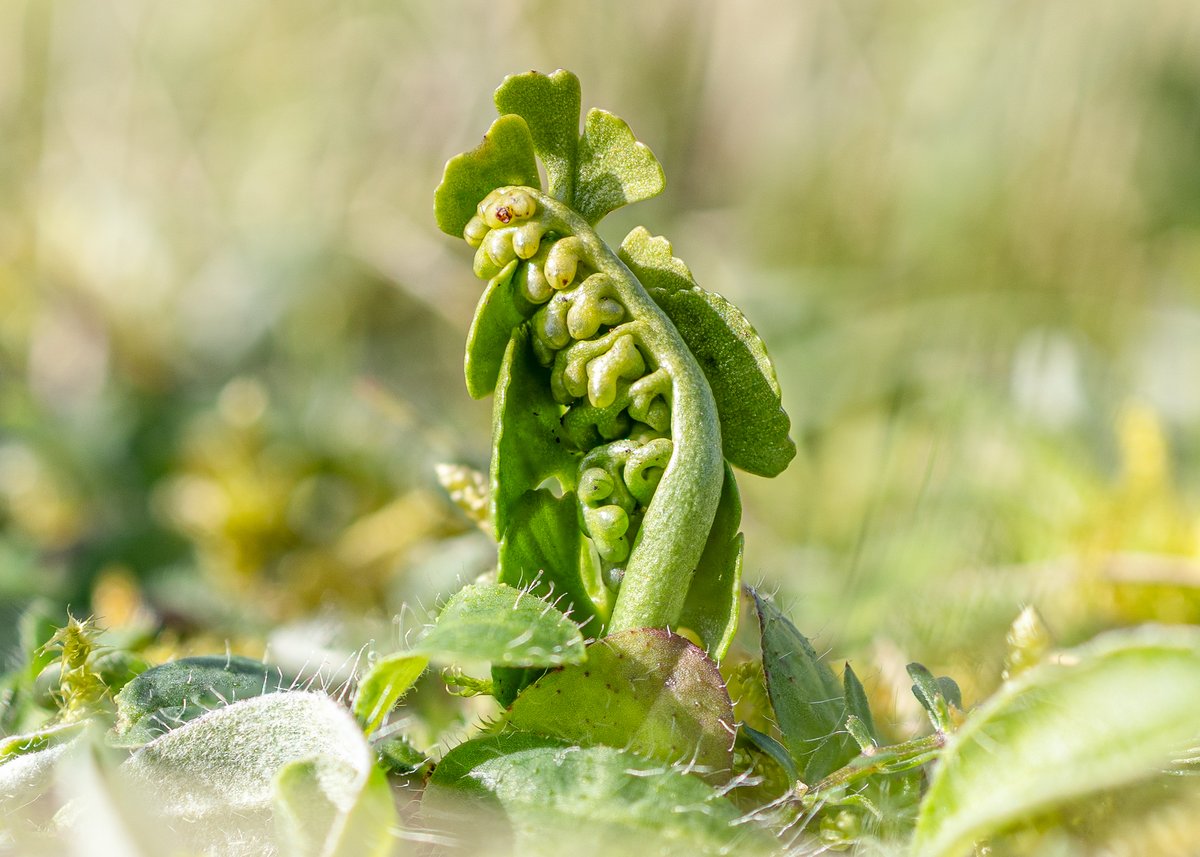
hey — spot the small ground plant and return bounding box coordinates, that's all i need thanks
[3,69,1200,857]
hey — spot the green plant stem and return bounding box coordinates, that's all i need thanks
[529,190,725,633]
[807,732,946,800]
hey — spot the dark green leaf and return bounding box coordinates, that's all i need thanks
[465,260,533,399]
[753,591,857,784]
[936,676,963,711]
[620,227,796,477]
[111,655,290,748]
[508,629,735,777]
[494,69,581,203]
[375,735,427,776]
[490,329,577,537]
[678,464,742,659]
[842,663,877,745]
[435,114,540,238]
[913,626,1200,857]
[426,732,774,857]
[573,109,665,224]
[739,724,799,785]
[907,663,958,733]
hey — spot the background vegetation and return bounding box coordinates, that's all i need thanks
[4,0,1200,760]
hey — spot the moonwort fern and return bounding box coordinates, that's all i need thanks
[435,70,794,682]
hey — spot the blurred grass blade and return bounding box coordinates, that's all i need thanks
[912,625,1200,857]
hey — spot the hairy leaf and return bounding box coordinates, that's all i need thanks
[913,626,1200,857]
[678,464,743,659]
[0,736,77,831]
[111,655,290,748]
[435,114,540,238]
[620,227,795,477]
[414,582,585,669]
[352,653,428,736]
[426,732,773,857]
[121,692,385,856]
[573,109,665,224]
[508,629,735,777]
[494,69,581,202]
[0,719,85,762]
[753,591,857,784]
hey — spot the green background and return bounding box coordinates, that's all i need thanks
[3,0,1200,715]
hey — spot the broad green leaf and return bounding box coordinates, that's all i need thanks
[275,759,396,857]
[678,464,742,659]
[494,69,581,202]
[843,663,878,744]
[620,227,796,477]
[464,260,534,399]
[352,653,428,736]
[435,114,540,238]
[413,582,585,669]
[573,109,665,224]
[912,625,1200,857]
[490,329,577,537]
[426,732,774,857]
[498,489,599,637]
[753,590,857,784]
[110,655,290,748]
[120,692,380,857]
[508,629,735,777]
